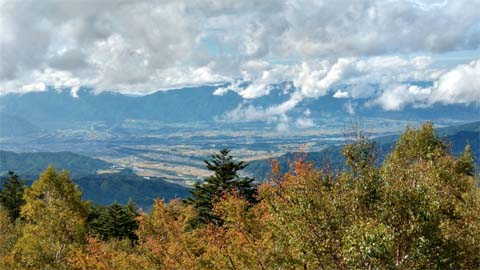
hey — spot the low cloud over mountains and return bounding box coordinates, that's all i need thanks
[0,0,479,123]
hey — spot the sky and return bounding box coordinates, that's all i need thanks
[0,0,479,120]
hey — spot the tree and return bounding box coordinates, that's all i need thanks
[136,199,202,269]
[185,149,257,228]
[254,123,480,269]
[379,123,480,269]
[87,201,139,242]
[0,171,25,221]
[455,144,475,177]
[69,236,148,270]
[0,123,476,269]
[11,166,88,269]
[0,206,22,268]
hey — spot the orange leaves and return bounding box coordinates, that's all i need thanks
[69,236,148,270]
[135,199,202,269]
[3,123,480,269]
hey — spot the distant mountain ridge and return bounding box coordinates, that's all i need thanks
[0,150,189,209]
[246,121,480,180]
[0,84,478,135]
[0,150,111,178]
[0,121,478,207]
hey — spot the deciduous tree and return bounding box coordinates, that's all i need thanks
[11,166,88,269]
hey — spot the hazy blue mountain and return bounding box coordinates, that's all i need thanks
[0,83,478,135]
[0,150,111,178]
[0,150,189,209]
[300,95,480,121]
[77,169,189,210]
[0,121,477,208]
[246,121,480,180]
[0,86,243,130]
[0,114,39,136]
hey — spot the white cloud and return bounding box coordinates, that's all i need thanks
[213,61,295,98]
[295,117,315,128]
[220,55,439,119]
[294,59,354,98]
[1,0,480,97]
[221,91,303,122]
[21,82,46,93]
[333,90,349,98]
[372,84,432,110]
[372,58,480,110]
[0,0,479,128]
[429,59,480,105]
[344,101,357,115]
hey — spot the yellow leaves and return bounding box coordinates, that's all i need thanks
[199,195,271,270]
[69,236,149,270]
[135,199,202,269]
[342,219,395,269]
[1,123,480,269]
[0,207,21,268]
[11,166,88,269]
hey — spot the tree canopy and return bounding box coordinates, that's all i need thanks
[11,166,88,269]
[0,171,25,221]
[184,148,257,227]
[0,123,478,269]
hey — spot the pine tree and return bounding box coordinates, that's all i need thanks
[87,201,139,242]
[185,149,257,227]
[0,171,25,221]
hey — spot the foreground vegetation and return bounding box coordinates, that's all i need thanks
[0,123,479,269]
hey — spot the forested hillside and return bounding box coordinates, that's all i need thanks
[0,123,478,269]
[247,121,480,179]
[0,150,111,178]
[0,152,189,209]
[77,169,189,208]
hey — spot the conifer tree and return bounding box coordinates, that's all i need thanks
[87,201,139,242]
[185,149,257,227]
[0,171,25,221]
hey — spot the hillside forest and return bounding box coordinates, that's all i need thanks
[0,122,479,270]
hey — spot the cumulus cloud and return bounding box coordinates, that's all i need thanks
[333,90,349,99]
[344,101,358,115]
[372,59,480,110]
[1,0,480,96]
[430,59,480,105]
[372,84,432,110]
[213,60,295,98]
[221,55,440,123]
[0,0,479,128]
[295,117,315,128]
[222,91,304,123]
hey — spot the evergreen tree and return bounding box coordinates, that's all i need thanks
[87,201,139,242]
[0,171,25,221]
[185,149,257,227]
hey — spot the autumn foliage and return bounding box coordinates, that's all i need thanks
[0,123,479,269]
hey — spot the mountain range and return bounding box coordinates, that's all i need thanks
[0,150,189,210]
[0,84,479,135]
[0,121,478,209]
[246,121,480,179]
